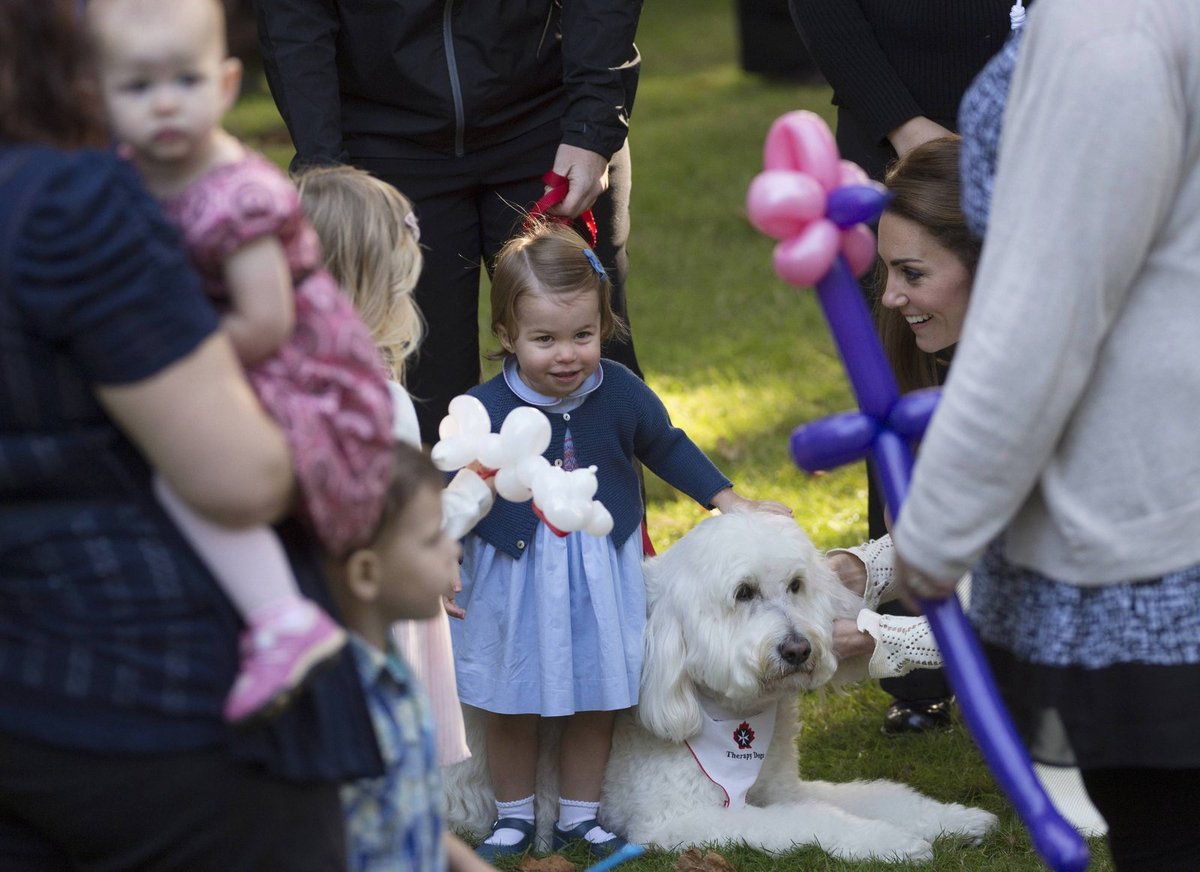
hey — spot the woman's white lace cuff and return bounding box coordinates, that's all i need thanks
[856,609,944,679]
[827,536,897,610]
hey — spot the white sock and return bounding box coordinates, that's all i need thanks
[485,795,535,847]
[557,798,615,843]
[557,798,599,830]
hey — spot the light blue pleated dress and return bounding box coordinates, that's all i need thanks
[450,360,645,717]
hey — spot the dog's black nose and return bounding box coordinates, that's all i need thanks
[778,635,811,666]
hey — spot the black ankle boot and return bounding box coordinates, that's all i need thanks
[882,696,954,735]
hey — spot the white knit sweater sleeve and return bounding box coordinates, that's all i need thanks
[893,0,1184,581]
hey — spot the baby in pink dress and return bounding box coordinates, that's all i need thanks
[88,0,394,723]
[162,154,395,554]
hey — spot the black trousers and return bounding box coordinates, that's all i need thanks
[358,121,641,443]
[0,731,346,871]
[1082,768,1200,871]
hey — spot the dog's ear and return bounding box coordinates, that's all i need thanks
[637,575,702,742]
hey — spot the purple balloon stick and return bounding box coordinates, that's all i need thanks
[750,112,1090,871]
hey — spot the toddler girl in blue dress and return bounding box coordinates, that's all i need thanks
[450,221,791,859]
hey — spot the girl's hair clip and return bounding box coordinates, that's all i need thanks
[583,248,607,280]
[403,211,421,243]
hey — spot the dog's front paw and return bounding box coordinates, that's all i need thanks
[927,803,999,844]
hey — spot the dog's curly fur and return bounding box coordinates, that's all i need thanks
[445,513,997,862]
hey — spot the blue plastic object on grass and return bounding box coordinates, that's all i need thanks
[584,842,645,871]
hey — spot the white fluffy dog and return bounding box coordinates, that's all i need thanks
[445,513,997,862]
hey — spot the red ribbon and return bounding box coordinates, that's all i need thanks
[527,170,598,247]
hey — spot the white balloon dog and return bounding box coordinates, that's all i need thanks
[431,396,614,538]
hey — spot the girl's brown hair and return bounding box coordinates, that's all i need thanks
[487,220,628,360]
[875,136,981,392]
[297,166,425,382]
[0,0,107,148]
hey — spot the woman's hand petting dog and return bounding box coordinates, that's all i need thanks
[826,550,867,597]
[833,617,876,659]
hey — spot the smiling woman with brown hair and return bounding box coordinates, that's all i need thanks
[875,136,982,393]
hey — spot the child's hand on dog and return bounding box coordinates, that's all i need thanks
[710,487,792,517]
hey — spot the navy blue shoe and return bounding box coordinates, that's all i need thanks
[551,818,630,858]
[475,817,535,861]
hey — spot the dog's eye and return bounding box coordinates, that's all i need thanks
[788,576,803,594]
[734,583,757,602]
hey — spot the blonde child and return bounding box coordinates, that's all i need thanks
[87,0,396,723]
[297,164,493,766]
[453,221,792,859]
[294,166,424,391]
[329,443,494,872]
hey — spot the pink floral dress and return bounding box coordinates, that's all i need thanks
[162,153,394,555]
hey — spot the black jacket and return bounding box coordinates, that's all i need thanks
[789,0,1014,146]
[252,0,642,164]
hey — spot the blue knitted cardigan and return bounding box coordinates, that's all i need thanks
[468,362,732,559]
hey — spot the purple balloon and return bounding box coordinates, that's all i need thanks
[886,388,941,440]
[818,257,898,420]
[925,596,1092,872]
[825,184,891,228]
[817,258,1088,871]
[755,147,1091,871]
[791,411,876,472]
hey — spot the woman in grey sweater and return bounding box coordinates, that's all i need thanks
[893,0,1200,866]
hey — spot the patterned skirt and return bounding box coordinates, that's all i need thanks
[970,540,1200,768]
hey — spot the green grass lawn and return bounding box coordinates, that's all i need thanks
[231,1,1112,867]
